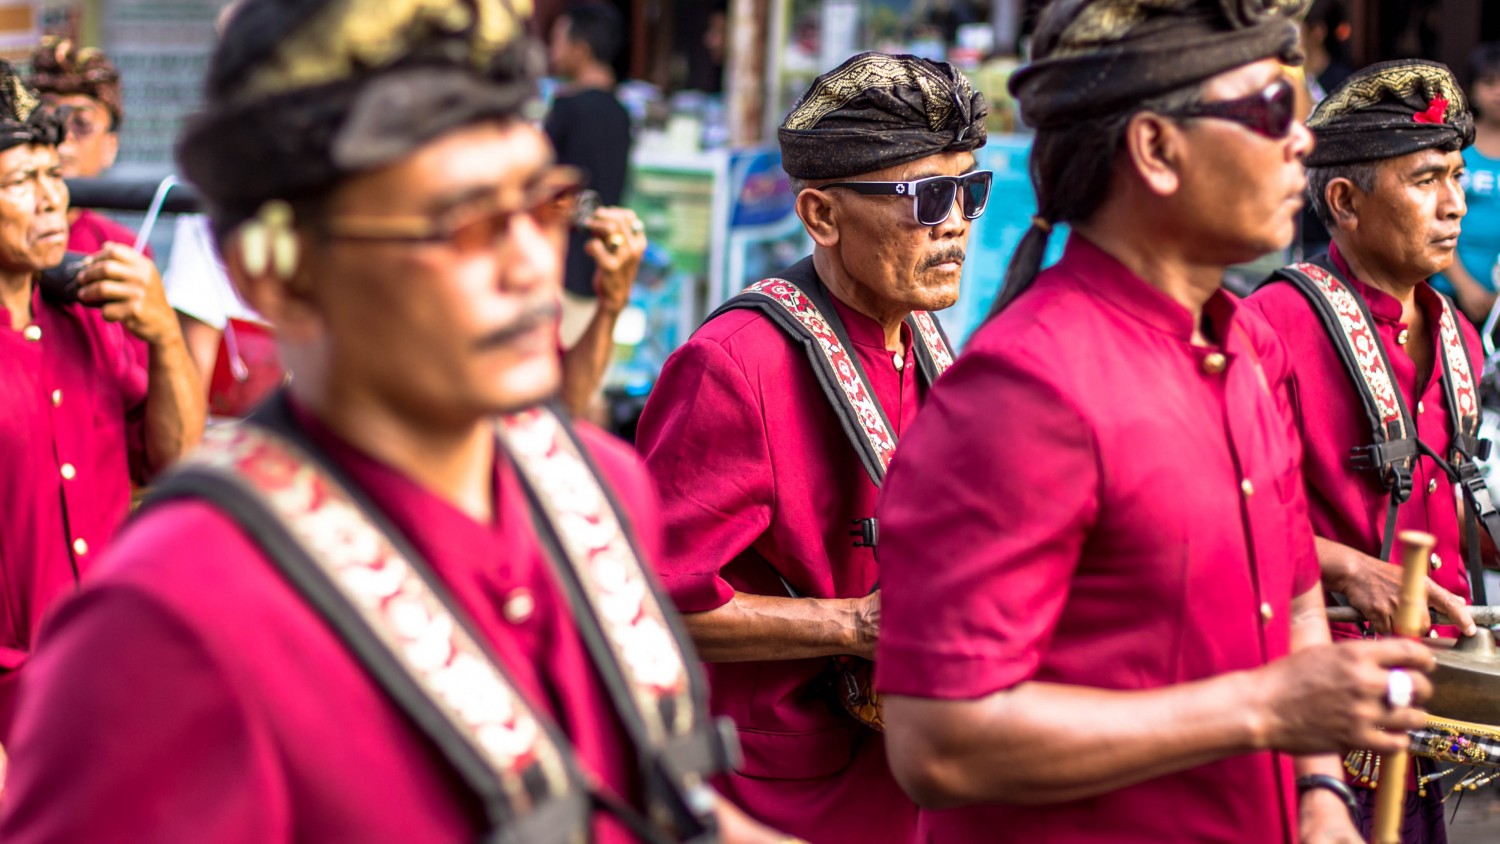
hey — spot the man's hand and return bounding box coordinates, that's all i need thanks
[1299,788,1362,844]
[1253,638,1434,755]
[1321,539,1477,636]
[716,796,803,843]
[850,590,880,660]
[581,207,646,314]
[74,243,181,347]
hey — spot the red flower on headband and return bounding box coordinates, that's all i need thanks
[1414,97,1449,124]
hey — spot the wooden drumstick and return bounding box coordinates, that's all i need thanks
[1372,530,1436,844]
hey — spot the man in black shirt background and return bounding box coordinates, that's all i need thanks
[547,2,634,349]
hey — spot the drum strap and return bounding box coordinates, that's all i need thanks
[142,393,731,843]
[1272,258,1492,604]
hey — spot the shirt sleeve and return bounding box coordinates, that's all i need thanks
[875,343,1100,699]
[0,586,286,843]
[636,336,774,613]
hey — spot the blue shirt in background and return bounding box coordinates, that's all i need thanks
[1437,145,1500,296]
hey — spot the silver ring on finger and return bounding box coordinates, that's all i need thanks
[630,218,644,234]
[1385,668,1414,709]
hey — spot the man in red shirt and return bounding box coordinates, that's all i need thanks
[27,37,145,255]
[0,59,201,742]
[637,52,986,842]
[0,2,779,841]
[1248,60,1485,842]
[876,2,1439,843]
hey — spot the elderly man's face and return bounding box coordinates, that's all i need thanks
[0,143,68,274]
[41,94,117,179]
[821,149,977,313]
[300,120,564,419]
[1169,58,1314,264]
[1343,147,1466,284]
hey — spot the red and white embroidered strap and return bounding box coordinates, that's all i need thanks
[497,408,694,742]
[1291,263,1408,440]
[745,278,900,471]
[189,423,570,802]
[1436,298,1480,437]
[909,310,954,376]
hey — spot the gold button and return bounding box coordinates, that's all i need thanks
[60,462,76,480]
[50,388,62,406]
[502,588,535,624]
[71,537,88,556]
[22,324,40,341]
[1417,401,1426,414]
[1428,478,1439,494]
[1240,478,1255,497]
[1397,329,1410,345]
[1430,629,1441,639]
[1431,553,1442,571]
[892,353,905,372]
[1202,352,1227,375]
[1260,602,1274,622]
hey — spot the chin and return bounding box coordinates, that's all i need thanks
[489,358,561,415]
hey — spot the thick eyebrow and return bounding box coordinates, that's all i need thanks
[903,162,981,181]
[424,155,559,217]
[1406,163,1456,182]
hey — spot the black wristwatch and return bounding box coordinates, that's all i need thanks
[1296,774,1360,826]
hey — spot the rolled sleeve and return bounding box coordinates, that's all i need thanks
[637,337,774,613]
[876,345,1099,700]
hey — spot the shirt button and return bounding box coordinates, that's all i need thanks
[1260,602,1274,622]
[1417,401,1426,414]
[1397,329,1410,345]
[72,537,88,556]
[1240,478,1255,497]
[1201,352,1227,375]
[60,462,76,480]
[1428,478,1439,494]
[50,389,62,407]
[502,588,535,624]
[892,353,905,372]
[1431,553,1442,571]
[22,324,41,342]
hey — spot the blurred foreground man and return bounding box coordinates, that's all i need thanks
[875,2,1438,843]
[1251,60,1487,843]
[0,61,200,745]
[0,2,781,841]
[637,52,987,843]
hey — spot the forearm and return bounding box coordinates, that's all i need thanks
[884,673,1266,808]
[142,333,206,475]
[1315,537,1357,588]
[559,305,622,417]
[684,591,865,663]
[1444,259,1495,322]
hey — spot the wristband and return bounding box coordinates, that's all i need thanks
[1296,773,1360,826]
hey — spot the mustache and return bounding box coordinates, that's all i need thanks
[475,300,560,350]
[922,247,966,269]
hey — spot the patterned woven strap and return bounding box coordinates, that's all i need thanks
[907,310,955,378]
[174,423,577,824]
[744,278,900,473]
[497,407,696,743]
[1435,297,1481,443]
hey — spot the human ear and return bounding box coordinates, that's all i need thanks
[1123,112,1184,197]
[796,187,841,248]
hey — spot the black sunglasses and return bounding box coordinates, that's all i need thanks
[820,170,994,226]
[1166,79,1298,140]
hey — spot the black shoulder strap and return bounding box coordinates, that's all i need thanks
[141,395,593,844]
[706,274,899,487]
[1269,259,1417,562]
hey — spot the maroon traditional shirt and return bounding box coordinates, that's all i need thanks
[0,404,656,843]
[1245,243,1478,641]
[66,208,151,258]
[636,259,921,842]
[0,285,148,739]
[876,236,1322,844]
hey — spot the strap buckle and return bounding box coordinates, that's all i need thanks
[1456,462,1499,520]
[1349,440,1417,503]
[850,517,879,548]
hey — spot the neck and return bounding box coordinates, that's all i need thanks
[813,250,910,352]
[1332,239,1422,319]
[569,63,615,90]
[1,268,33,331]
[289,373,498,523]
[1073,207,1224,345]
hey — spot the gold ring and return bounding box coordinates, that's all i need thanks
[607,233,625,251]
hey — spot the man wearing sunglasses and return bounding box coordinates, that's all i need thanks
[0,2,787,841]
[635,52,986,842]
[1248,60,1484,844]
[873,2,1438,844]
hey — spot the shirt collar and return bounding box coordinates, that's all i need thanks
[1327,241,1442,325]
[1057,234,1240,345]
